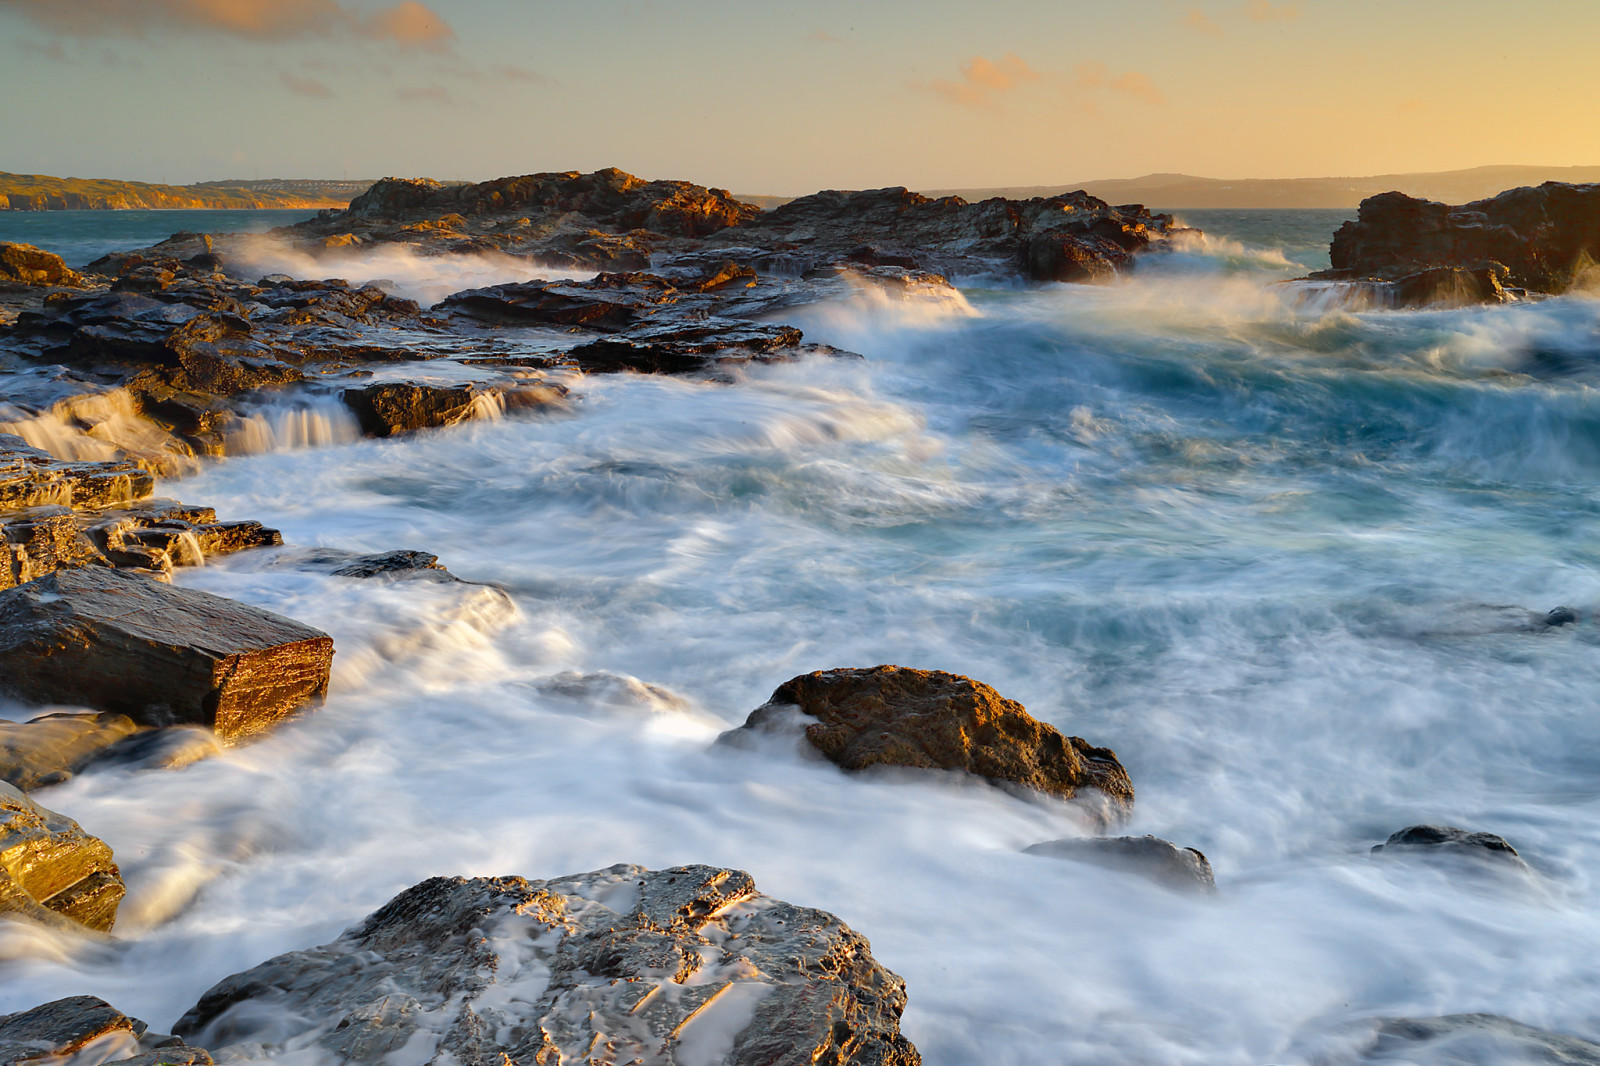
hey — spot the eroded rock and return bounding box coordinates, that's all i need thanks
[174,863,920,1066]
[0,243,85,288]
[1024,834,1215,893]
[721,665,1133,824]
[0,567,333,742]
[0,782,123,931]
[0,995,210,1064]
[340,381,502,437]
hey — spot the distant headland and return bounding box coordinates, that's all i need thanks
[0,172,372,211]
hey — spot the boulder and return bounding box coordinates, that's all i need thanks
[0,243,85,288]
[0,567,333,742]
[329,549,450,578]
[1371,824,1530,871]
[721,665,1133,824]
[0,711,220,792]
[0,433,153,512]
[174,863,921,1066]
[341,381,502,437]
[1025,834,1216,893]
[0,995,210,1064]
[0,781,123,931]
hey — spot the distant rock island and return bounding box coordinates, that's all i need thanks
[0,173,372,211]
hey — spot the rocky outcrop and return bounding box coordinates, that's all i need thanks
[0,995,211,1064]
[1328,1014,1600,1065]
[1025,834,1216,893]
[0,567,334,742]
[0,432,153,512]
[174,863,920,1066]
[1371,825,1530,871]
[0,243,85,288]
[1312,182,1600,302]
[0,781,123,931]
[341,381,503,437]
[721,665,1133,824]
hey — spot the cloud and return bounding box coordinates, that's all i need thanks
[397,83,455,105]
[281,71,334,98]
[1183,8,1223,35]
[14,38,69,61]
[495,65,551,85]
[1076,62,1166,105]
[3,0,455,50]
[1245,0,1304,21]
[806,28,843,45]
[922,53,1039,108]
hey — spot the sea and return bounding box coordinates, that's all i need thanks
[6,206,1600,1065]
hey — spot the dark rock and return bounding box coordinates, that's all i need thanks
[174,863,920,1066]
[1334,1014,1600,1065]
[330,549,447,578]
[1025,834,1216,893]
[0,433,154,513]
[1322,182,1600,297]
[1390,263,1512,307]
[341,381,501,437]
[0,243,85,288]
[0,711,144,791]
[0,995,212,1064]
[0,567,333,742]
[1545,606,1579,627]
[720,665,1133,825]
[0,782,124,931]
[1372,824,1527,869]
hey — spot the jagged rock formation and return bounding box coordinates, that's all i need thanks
[0,995,211,1063]
[174,863,920,1066]
[0,243,86,288]
[0,781,123,931]
[1025,834,1216,893]
[721,665,1133,824]
[1309,182,1600,304]
[0,567,334,742]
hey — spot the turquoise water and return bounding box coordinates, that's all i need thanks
[5,211,1600,1065]
[0,208,320,266]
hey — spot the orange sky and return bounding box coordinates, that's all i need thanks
[1,0,1596,193]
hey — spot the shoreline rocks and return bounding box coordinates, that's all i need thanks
[0,995,210,1064]
[0,243,86,289]
[0,781,123,931]
[720,665,1133,825]
[174,863,920,1066]
[1025,834,1216,893]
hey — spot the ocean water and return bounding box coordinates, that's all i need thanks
[0,209,321,267]
[10,209,1600,1065]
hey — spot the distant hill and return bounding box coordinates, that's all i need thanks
[919,165,1600,210]
[0,172,370,211]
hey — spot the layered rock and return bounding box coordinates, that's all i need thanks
[341,381,504,437]
[0,242,85,288]
[0,567,333,742]
[1024,835,1215,893]
[1312,182,1600,302]
[0,781,123,931]
[174,863,920,1066]
[0,995,211,1064]
[721,665,1133,824]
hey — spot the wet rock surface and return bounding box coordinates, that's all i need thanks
[1372,825,1530,871]
[0,567,333,742]
[174,863,920,1066]
[1025,834,1216,893]
[0,711,221,792]
[341,380,503,436]
[0,781,123,931]
[0,243,86,289]
[0,995,210,1064]
[721,665,1133,824]
[1308,181,1600,303]
[1324,1014,1600,1065]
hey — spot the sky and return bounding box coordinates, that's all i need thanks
[1,0,1597,195]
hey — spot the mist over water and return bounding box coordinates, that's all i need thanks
[9,211,1600,1064]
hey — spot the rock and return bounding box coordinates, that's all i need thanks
[0,781,123,931]
[0,567,333,742]
[1329,1014,1600,1065]
[1545,606,1579,627]
[1390,263,1511,307]
[1319,182,1600,298]
[0,711,144,791]
[329,549,449,578]
[0,433,153,512]
[0,243,85,288]
[174,863,921,1066]
[340,381,502,437]
[0,995,211,1064]
[1024,835,1216,893]
[1371,824,1529,870]
[721,665,1133,824]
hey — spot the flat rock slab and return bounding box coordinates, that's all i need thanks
[175,863,921,1066]
[0,995,210,1064]
[1025,834,1216,893]
[0,567,333,742]
[0,711,221,792]
[0,781,123,931]
[722,665,1133,826]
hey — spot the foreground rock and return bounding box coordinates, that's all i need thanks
[0,995,210,1064]
[0,711,221,792]
[721,665,1133,825]
[0,242,85,288]
[1371,824,1531,872]
[1309,182,1600,304]
[1025,834,1215,893]
[0,781,123,931]
[0,568,333,742]
[341,380,505,436]
[174,863,920,1066]
[1324,1014,1600,1065]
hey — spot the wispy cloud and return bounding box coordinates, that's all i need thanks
[1183,8,1223,35]
[921,53,1040,108]
[397,83,455,105]
[281,71,334,98]
[494,65,551,85]
[1076,62,1166,105]
[1245,0,1304,21]
[4,0,456,51]
[806,28,843,45]
[14,37,69,61]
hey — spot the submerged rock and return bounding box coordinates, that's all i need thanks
[1323,1014,1600,1065]
[0,995,210,1064]
[329,549,450,578]
[0,781,123,931]
[1372,824,1530,871]
[721,665,1133,824]
[0,711,221,792]
[1025,834,1216,893]
[174,863,921,1066]
[0,567,333,742]
[0,243,85,288]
